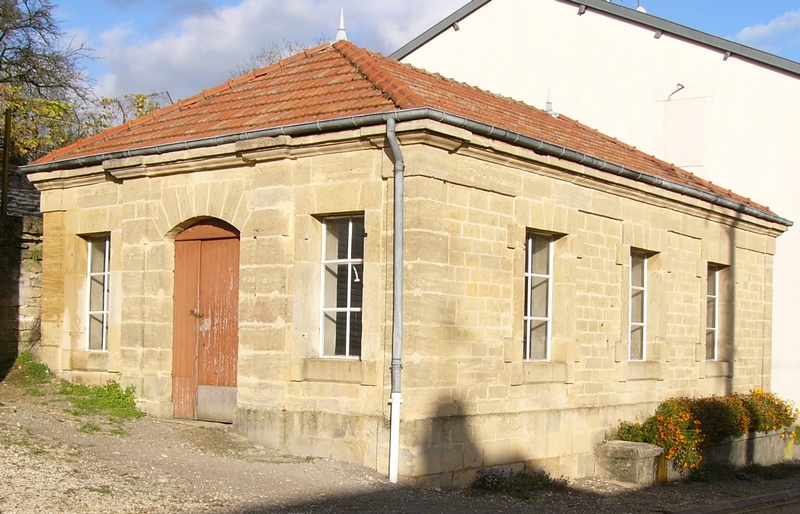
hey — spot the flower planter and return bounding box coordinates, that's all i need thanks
[596,431,794,485]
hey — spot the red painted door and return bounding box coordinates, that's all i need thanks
[172,219,239,421]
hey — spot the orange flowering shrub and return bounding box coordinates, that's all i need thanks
[618,398,704,470]
[617,391,797,471]
[689,394,749,447]
[741,389,797,434]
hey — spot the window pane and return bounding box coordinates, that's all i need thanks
[707,267,717,295]
[706,330,717,360]
[631,289,645,323]
[530,235,550,274]
[529,320,548,360]
[529,277,549,318]
[335,264,349,308]
[351,264,363,308]
[349,311,362,357]
[351,217,365,260]
[324,264,340,309]
[323,312,338,355]
[90,239,106,273]
[706,298,716,329]
[88,314,104,350]
[89,275,106,311]
[324,219,346,261]
[630,326,644,360]
[631,254,645,287]
[335,310,348,355]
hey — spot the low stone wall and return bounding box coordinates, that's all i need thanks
[596,431,794,485]
[703,431,795,468]
[0,216,42,375]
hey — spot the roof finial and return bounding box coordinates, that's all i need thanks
[546,86,559,118]
[335,8,347,42]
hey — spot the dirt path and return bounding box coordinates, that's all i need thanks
[2,368,800,514]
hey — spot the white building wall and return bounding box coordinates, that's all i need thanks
[402,0,800,406]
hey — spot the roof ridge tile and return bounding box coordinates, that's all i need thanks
[333,41,424,109]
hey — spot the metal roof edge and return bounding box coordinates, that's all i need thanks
[391,0,800,77]
[563,0,800,77]
[389,0,492,60]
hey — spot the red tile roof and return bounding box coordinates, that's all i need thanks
[32,41,775,218]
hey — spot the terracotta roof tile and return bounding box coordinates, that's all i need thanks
[32,41,772,216]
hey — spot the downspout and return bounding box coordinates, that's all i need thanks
[385,116,404,484]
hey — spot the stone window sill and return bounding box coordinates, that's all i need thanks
[291,358,377,385]
[523,362,567,384]
[627,361,662,381]
[705,360,731,378]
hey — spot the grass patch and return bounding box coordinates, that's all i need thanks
[5,352,145,436]
[59,381,145,421]
[9,353,51,386]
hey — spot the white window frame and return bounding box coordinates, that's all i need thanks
[706,265,719,361]
[629,251,647,361]
[86,236,110,351]
[320,215,364,358]
[523,232,554,361]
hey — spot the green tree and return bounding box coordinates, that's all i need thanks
[87,91,172,132]
[0,0,91,162]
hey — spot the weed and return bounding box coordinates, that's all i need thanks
[302,456,316,463]
[9,353,51,386]
[79,422,101,434]
[59,381,144,421]
[85,486,111,494]
[24,387,46,397]
[474,467,514,492]
[473,467,567,496]
[108,426,129,437]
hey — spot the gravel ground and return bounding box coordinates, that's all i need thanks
[2,369,800,514]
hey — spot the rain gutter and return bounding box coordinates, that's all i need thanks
[23,108,792,227]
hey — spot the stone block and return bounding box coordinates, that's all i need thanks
[595,441,661,486]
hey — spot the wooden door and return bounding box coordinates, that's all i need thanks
[172,219,240,422]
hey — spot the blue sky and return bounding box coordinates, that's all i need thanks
[53,0,800,101]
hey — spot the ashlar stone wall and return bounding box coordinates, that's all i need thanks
[28,120,785,486]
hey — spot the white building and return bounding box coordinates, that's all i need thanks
[395,0,800,406]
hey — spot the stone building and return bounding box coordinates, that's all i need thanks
[23,41,790,485]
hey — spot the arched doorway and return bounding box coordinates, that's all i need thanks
[172,218,240,422]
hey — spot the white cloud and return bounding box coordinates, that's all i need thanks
[93,0,464,100]
[736,9,800,47]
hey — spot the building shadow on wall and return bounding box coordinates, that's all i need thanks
[420,398,483,487]
[0,216,24,379]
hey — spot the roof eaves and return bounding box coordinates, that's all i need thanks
[561,0,800,77]
[390,0,492,60]
[21,107,791,228]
